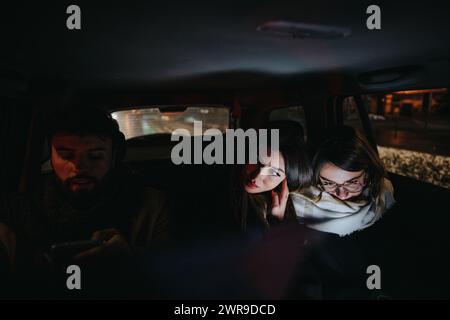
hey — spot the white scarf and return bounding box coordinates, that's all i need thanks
[291,178,395,237]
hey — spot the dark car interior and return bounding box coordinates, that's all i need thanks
[1,0,450,299]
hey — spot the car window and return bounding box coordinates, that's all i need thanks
[343,89,450,189]
[111,106,230,140]
[342,96,365,134]
[269,105,307,140]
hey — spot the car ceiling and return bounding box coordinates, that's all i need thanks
[1,0,450,95]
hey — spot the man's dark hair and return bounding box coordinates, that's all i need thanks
[46,106,126,162]
[46,107,120,141]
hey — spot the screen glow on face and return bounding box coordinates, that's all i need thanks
[319,162,366,200]
[244,151,286,194]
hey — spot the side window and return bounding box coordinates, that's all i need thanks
[269,106,307,141]
[344,89,450,189]
[342,96,365,134]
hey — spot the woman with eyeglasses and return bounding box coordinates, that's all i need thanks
[276,125,396,299]
[291,125,395,237]
[231,122,313,233]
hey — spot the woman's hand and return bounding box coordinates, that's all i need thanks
[271,179,289,220]
[74,228,131,262]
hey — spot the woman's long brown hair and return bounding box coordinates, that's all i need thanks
[231,122,312,232]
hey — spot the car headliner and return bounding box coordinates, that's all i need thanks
[1,0,450,96]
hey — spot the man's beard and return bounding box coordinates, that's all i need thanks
[56,172,113,210]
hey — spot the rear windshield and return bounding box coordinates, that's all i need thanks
[111,106,230,140]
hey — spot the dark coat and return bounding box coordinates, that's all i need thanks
[0,167,169,297]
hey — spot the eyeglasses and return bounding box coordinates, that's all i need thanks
[319,173,365,193]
